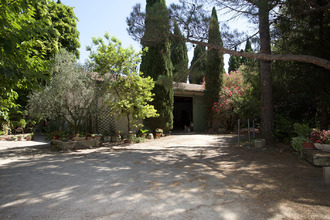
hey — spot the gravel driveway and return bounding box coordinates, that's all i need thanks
[0,134,329,219]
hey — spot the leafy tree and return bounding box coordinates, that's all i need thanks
[212,71,248,132]
[171,21,189,82]
[0,0,47,122]
[28,50,95,133]
[0,0,80,123]
[107,73,159,136]
[140,0,174,132]
[87,34,159,134]
[205,7,224,128]
[32,0,80,59]
[87,33,140,76]
[189,44,207,84]
[272,0,330,130]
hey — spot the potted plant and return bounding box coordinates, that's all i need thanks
[73,133,86,141]
[91,133,102,140]
[138,129,149,138]
[293,123,314,149]
[25,134,32,141]
[17,135,22,141]
[86,133,92,140]
[291,123,314,156]
[155,128,163,139]
[310,130,330,151]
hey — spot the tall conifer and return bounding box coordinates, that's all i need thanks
[140,0,173,132]
[228,47,240,73]
[241,38,252,65]
[171,21,188,82]
[189,44,207,84]
[205,7,224,128]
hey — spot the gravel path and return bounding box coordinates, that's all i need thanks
[0,134,329,219]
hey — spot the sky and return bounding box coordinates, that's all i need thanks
[61,0,250,73]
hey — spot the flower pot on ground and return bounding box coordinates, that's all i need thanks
[138,129,149,138]
[155,133,161,138]
[303,142,315,149]
[155,128,163,139]
[91,134,102,140]
[17,136,22,141]
[25,135,32,141]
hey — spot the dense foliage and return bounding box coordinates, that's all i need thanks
[87,34,159,134]
[28,50,95,133]
[140,0,174,132]
[0,0,80,123]
[87,33,140,76]
[212,71,248,131]
[107,73,158,135]
[272,0,330,132]
[189,44,207,84]
[171,21,189,82]
[205,7,224,127]
[33,0,80,59]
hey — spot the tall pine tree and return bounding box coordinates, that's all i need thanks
[189,44,207,84]
[171,21,188,82]
[205,7,224,128]
[140,0,174,132]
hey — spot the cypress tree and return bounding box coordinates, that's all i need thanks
[205,7,224,128]
[140,0,174,132]
[228,47,240,73]
[171,21,188,82]
[241,38,252,65]
[189,44,207,84]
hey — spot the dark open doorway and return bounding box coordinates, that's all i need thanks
[173,96,193,131]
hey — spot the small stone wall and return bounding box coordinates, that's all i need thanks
[52,139,100,151]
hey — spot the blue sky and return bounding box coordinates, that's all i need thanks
[61,0,249,73]
[61,0,180,63]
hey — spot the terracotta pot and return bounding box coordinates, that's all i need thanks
[303,142,315,149]
[155,133,161,138]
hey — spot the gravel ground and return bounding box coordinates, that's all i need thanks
[0,134,329,220]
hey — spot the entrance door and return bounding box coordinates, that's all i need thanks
[173,96,193,131]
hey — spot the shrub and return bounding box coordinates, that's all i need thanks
[293,123,312,138]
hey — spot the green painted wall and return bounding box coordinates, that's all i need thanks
[193,95,208,132]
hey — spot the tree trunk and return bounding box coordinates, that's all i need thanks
[318,10,329,130]
[127,112,131,139]
[258,0,274,146]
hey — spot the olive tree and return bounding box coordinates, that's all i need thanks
[28,50,96,133]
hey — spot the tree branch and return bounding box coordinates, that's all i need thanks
[177,35,330,70]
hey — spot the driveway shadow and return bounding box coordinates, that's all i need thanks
[0,134,329,219]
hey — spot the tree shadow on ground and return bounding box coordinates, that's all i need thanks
[0,134,329,219]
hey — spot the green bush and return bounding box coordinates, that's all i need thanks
[274,114,294,143]
[291,136,306,156]
[293,123,312,137]
[19,119,27,128]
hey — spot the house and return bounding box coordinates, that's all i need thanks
[93,80,209,136]
[173,82,208,132]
